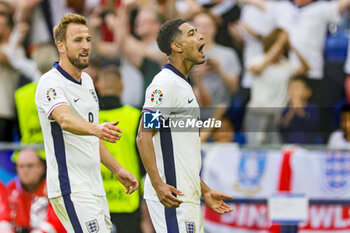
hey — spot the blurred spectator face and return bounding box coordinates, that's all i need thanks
[0,14,10,41]
[97,65,123,97]
[288,79,311,103]
[293,0,313,7]
[62,23,91,70]
[192,12,217,41]
[31,43,59,74]
[83,56,101,89]
[134,9,160,38]
[213,118,234,142]
[16,149,45,190]
[341,111,350,134]
[84,64,99,87]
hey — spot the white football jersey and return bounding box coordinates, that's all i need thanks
[142,64,202,205]
[35,62,105,198]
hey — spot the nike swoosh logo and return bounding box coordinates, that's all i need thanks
[188,99,194,104]
[74,98,80,102]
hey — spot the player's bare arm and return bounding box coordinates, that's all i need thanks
[136,117,184,208]
[200,178,233,214]
[51,104,121,143]
[99,140,139,194]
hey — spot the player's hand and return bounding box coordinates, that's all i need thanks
[96,121,122,143]
[154,182,183,208]
[202,189,233,214]
[115,168,139,194]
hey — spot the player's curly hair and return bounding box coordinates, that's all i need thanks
[53,13,87,43]
[157,18,186,56]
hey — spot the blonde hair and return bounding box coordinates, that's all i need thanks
[53,13,87,43]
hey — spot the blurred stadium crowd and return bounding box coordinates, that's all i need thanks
[0,0,350,232]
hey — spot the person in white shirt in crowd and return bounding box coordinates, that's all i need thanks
[328,104,350,149]
[243,28,309,145]
[228,4,275,93]
[191,10,241,119]
[239,0,350,108]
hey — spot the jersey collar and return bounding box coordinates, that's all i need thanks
[53,62,82,85]
[162,63,191,85]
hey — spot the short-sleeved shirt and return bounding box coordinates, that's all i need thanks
[35,62,105,198]
[142,64,202,204]
[328,130,350,150]
[265,1,340,79]
[240,5,276,88]
[247,56,299,108]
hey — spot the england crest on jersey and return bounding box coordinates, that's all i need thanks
[185,222,196,233]
[234,150,266,195]
[322,152,350,195]
[86,219,99,233]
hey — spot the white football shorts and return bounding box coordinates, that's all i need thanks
[50,192,112,233]
[146,199,204,233]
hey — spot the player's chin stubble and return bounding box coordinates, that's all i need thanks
[68,54,89,70]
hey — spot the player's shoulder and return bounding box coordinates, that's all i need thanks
[36,68,63,94]
[82,71,93,82]
[153,68,177,84]
[37,68,62,87]
[147,69,178,91]
[81,71,96,88]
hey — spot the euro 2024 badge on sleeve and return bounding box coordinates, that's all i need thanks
[322,152,350,195]
[151,89,163,105]
[46,88,56,102]
[234,150,266,196]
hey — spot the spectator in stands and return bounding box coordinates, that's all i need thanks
[88,4,150,108]
[14,42,58,160]
[191,10,241,118]
[12,0,99,46]
[243,29,309,145]
[0,1,41,142]
[328,104,350,149]
[0,181,13,233]
[279,75,321,144]
[324,14,350,109]
[239,0,350,109]
[0,2,20,142]
[201,106,246,144]
[226,5,274,136]
[228,4,274,98]
[83,55,101,95]
[344,31,350,104]
[96,65,151,233]
[115,1,165,104]
[6,149,65,232]
[212,115,235,143]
